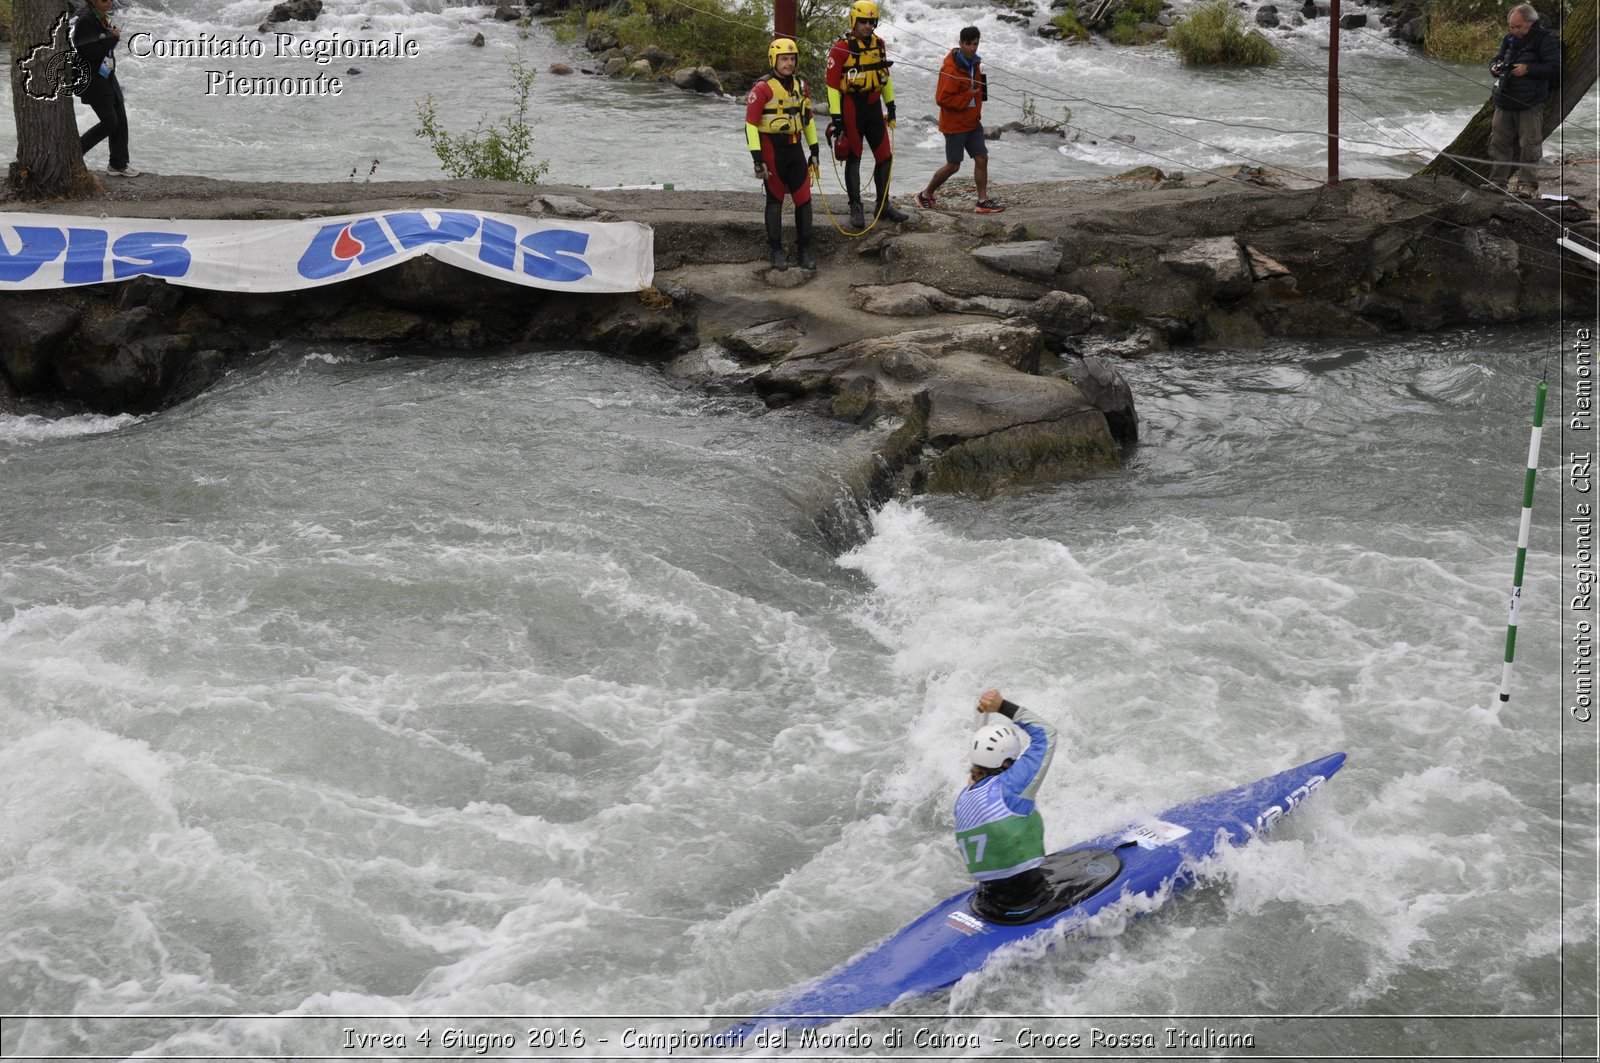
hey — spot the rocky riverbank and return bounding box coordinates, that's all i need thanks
[2,163,1595,505]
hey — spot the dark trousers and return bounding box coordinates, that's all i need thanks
[1489,106,1543,189]
[80,78,129,171]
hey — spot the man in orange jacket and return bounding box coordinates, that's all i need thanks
[916,26,1002,214]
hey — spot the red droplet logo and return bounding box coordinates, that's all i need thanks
[332,226,364,260]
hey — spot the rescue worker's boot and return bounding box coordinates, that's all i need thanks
[845,158,866,230]
[795,202,817,270]
[873,159,908,223]
[764,202,788,271]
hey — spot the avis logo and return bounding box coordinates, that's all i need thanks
[1252,775,1326,833]
[0,225,189,284]
[18,13,90,102]
[298,211,593,283]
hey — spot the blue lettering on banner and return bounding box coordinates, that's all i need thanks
[0,225,191,284]
[296,218,399,279]
[519,230,593,283]
[0,227,68,282]
[295,212,595,284]
[477,217,519,271]
[385,211,482,249]
[64,229,111,285]
[111,232,191,280]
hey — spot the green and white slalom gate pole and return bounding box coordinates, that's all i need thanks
[1500,378,1547,703]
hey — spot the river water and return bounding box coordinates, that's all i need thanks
[2,1,1598,1061]
[3,332,1594,1058]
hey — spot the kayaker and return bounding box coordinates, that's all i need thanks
[954,688,1057,919]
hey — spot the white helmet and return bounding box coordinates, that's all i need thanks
[970,722,1022,768]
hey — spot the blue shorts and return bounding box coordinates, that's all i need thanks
[944,128,987,165]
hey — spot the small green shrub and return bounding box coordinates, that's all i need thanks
[1108,0,1166,46]
[414,57,549,184]
[1167,0,1279,66]
[1424,1,1503,62]
[1051,10,1092,43]
[0,0,13,40]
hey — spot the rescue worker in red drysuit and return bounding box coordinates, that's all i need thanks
[825,1,910,231]
[746,37,820,271]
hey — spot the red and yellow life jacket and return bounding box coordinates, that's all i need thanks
[756,76,812,138]
[838,34,891,94]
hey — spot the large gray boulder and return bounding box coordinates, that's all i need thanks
[1160,236,1251,301]
[970,239,1065,280]
[753,319,1120,495]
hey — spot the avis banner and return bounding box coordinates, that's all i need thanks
[0,210,655,293]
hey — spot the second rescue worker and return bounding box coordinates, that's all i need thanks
[745,37,820,271]
[826,2,910,230]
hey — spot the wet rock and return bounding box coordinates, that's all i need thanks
[265,0,322,25]
[493,3,526,21]
[970,239,1064,280]
[1245,245,1293,281]
[471,33,486,47]
[1160,236,1251,301]
[1026,290,1095,339]
[637,46,675,70]
[316,310,427,342]
[55,330,200,413]
[672,66,723,94]
[1057,354,1137,445]
[537,194,600,218]
[1256,5,1281,27]
[0,300,82,392]
[726,318,807,362]
[548,62,573,74]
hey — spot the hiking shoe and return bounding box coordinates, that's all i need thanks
[769,247,788,271]
[915,191,936,210]
[848,202,865,230]
[106,165,141,178]
[878,199,909,223]
[797,246,817,270]
[974,199,1006,213]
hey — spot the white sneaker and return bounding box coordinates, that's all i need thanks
[106,166,142,178]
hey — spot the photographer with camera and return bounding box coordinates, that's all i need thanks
[1485,4,1559,196]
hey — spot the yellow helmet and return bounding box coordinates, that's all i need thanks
[768,36,799,68]
[850,1,880,23]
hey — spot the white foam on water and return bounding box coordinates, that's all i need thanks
[0,412,145,446]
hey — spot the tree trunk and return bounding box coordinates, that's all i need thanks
[8,0,103,199]
[1416,0,1597,185]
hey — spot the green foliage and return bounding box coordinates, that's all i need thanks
[1050,10,1092,42]
[1167,0,1279,66]
[1424,0,1504,62]
[565,0,851,88]
[609,0,773,80]
[414,57,549,184]
[0,0,13,39]
[1108,0,1166,46]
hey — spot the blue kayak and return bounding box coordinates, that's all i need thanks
[727,751,1346,1034]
